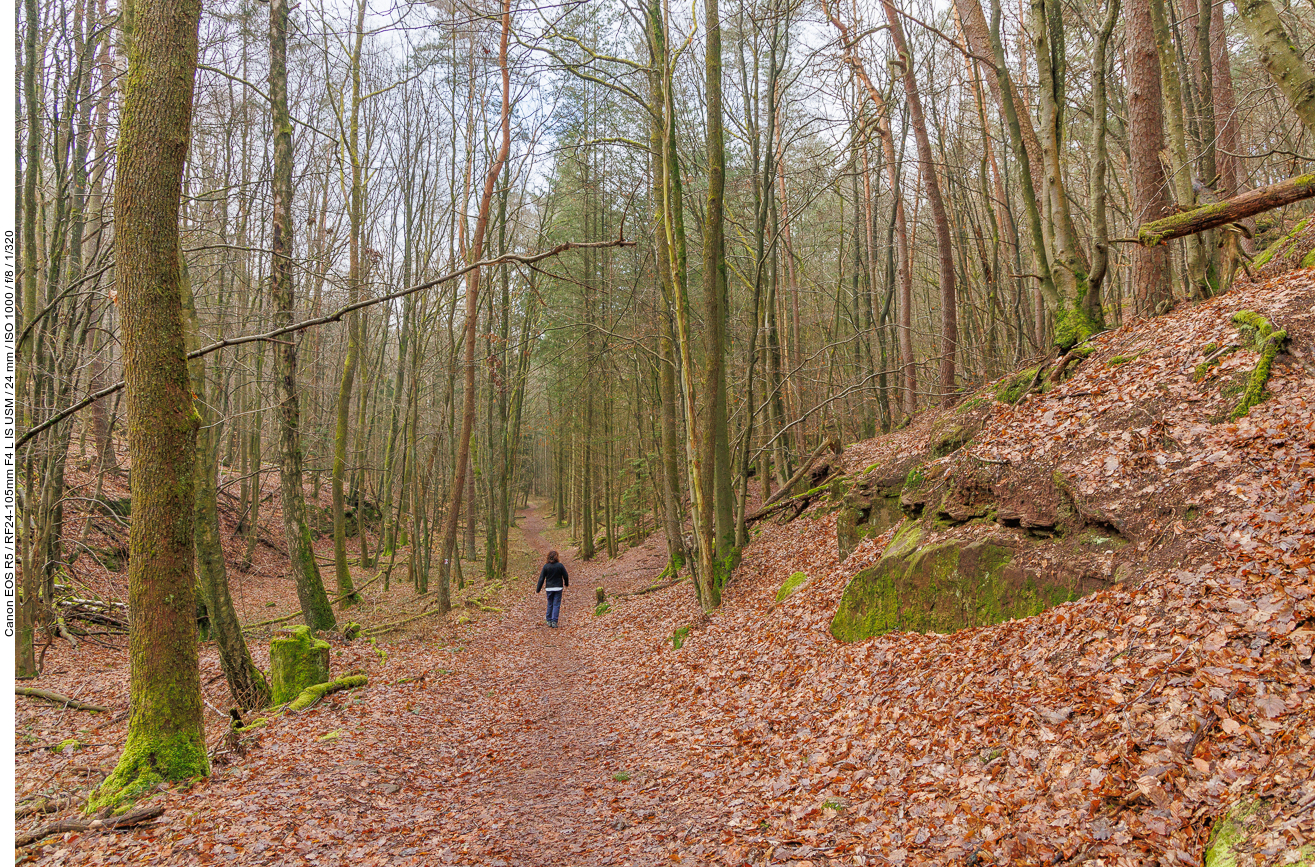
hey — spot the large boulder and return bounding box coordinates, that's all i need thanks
[831,526,1093,642]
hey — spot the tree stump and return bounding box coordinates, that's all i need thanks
[595,587,606,606]
[269,625,330,706]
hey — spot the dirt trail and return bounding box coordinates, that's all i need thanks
[412,506,662,865]
[18,504,699,867]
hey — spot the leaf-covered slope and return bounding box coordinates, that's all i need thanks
[590,270,1315,864]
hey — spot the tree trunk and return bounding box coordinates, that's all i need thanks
[1138,173,1315,244]
[1232,0,1315,135]
[879,0,958,402]
[436,0,512,612]
[1127,0,1176,315]
[270,0,335,631]
[703,0,735,600]
[182,265,271,711]
[90,0,209,809]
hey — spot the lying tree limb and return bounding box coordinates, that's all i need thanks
[16,688,107,713]
[16,239,635,451]
[1137,173,1314,246]
[749,437,841,518]
[15,796,82,819]
[15,804,165,848]
[615,578,685,598]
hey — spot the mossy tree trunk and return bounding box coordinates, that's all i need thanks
[91,0,209,810]
[879,0,957,401]
[182,265,271,711]
[331,0,367,610]
[435,0,512,611]
[645,3,689,575]
[1232,0,1315,136]
[270,0,335,632]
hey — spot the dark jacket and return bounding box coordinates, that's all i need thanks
[536,562,569,592]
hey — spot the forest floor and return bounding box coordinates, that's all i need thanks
[14,269,1315,866]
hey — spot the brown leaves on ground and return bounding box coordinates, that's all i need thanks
[14,270,1315,865]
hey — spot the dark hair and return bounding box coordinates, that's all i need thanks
[546,550,559,564]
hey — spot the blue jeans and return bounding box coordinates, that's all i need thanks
[545,590,562,623]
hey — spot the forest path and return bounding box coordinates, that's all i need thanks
[368,503,690,866]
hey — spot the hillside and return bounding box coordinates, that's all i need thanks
[14,269,1315,866]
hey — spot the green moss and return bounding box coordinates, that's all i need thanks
[287,674,367,712]
[88,727,209,814]
[1228,312,1287,419]
[960,395,990,411]
[1252,215,1311,268]
[885,522,923,559]
[995,367,1039,404]
[671,625,691,650]
[904,466,927,491]
[776,571,808,602]
[1109,355,1131,365]
[54,738,83,754]
[1301,247,1315,269]
[594,601,611,616]
[1053,306,1096,351]
[831,535,1090,643]
[612,771,631,782]
[269,625,331,706]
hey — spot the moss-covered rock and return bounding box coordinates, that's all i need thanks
[835,457,921,561]
[776,571,808,602]
[831,533,1090,642]
[269,625,331,706]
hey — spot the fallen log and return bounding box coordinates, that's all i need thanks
[16,688,107,713]
[15,804,165,848]
[1137,174,1314,246]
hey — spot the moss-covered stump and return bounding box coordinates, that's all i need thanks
[269,625,331,706]
[831,529,1089,642]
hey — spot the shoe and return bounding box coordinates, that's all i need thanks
[550,621,557,628]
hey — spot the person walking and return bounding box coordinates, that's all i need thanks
[535,550,569,628]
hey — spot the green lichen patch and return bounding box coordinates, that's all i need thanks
[994,367,1040,404]
[269,625,331,706]
[776,571,808,602]
[1204,796,1313,866]
[1252,214,1311,269]
[1053,306,1097,351]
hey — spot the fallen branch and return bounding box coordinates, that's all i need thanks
[15,804,165,848]
[288,674,368,712]
[1137,173,1315,246]
[16,688,107,713]
[15,796,82,819]
[748,437,841,519]
[615,578,684,598]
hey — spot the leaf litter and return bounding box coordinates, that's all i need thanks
[14,270,1315,865]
